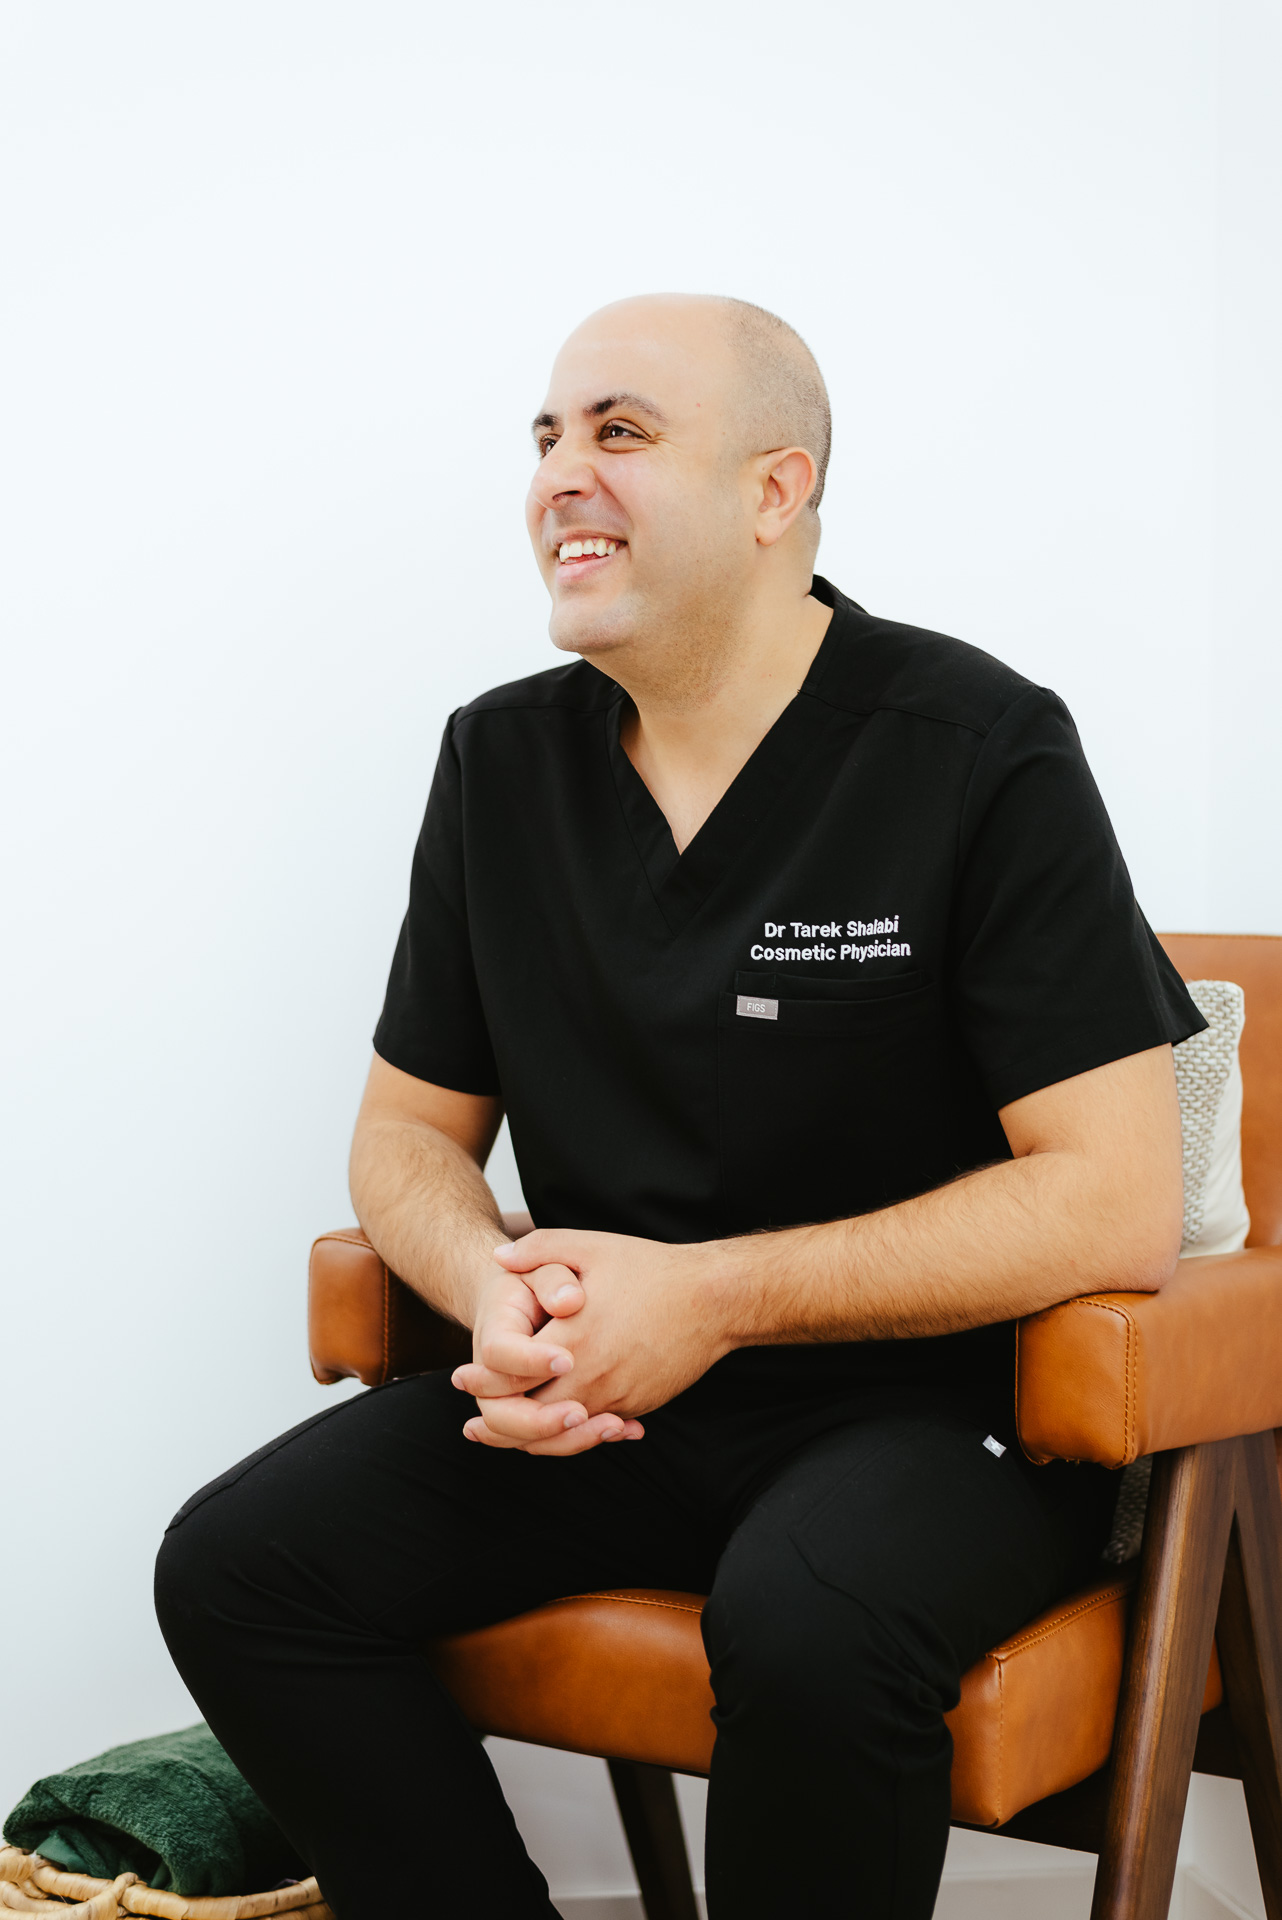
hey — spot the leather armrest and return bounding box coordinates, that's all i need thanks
[308,1227,471,1385]
[311,1231,1282,1453]
[1017,1247,1282,1467]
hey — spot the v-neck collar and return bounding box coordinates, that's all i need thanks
[605,577,862,935]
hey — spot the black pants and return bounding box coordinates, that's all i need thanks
[155,1366,1115,1919]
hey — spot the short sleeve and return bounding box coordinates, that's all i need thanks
[951,687,1206,1109]
[372,716,501,1095]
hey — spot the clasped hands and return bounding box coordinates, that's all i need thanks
[450,1228,728,1456]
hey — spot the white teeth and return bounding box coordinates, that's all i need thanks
[556,538,621,562]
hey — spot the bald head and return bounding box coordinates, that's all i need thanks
[709,297,831,513]
[577,293,831,515]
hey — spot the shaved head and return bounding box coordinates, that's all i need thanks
[709,297,831,513]
[574,293,832,514]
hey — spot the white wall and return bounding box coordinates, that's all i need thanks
[3,0,1278,1909]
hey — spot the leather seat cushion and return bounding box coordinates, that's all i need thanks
[429,1578,1222,1829]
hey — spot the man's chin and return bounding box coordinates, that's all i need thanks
[547,593,638,660]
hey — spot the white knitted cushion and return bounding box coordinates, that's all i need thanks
[1174,980,1250,1256]
[1102,980,1249,1564]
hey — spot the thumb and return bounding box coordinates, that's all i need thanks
[492,1235,548,1272]
[493,1229,576,1275]
[515,1260,585,1318]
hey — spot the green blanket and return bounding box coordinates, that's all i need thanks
[3,1723,305,1897]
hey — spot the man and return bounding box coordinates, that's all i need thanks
[156,294,1203,1919]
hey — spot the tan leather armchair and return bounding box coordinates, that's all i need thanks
[308,934,1282,1920]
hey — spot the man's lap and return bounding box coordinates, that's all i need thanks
[162,1371,713,1640]
[705,1405,1115,1703]
[162,1368,1115,1673]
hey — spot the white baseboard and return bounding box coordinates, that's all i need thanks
[555,1864,1259,1920]
[931,1869,1096,1919]
[1179,1865,1263,1920]
[554,1873,1094,1919]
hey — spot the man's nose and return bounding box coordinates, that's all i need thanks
[529,439,599,511]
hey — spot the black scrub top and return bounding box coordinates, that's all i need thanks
[374,576,1204,1404]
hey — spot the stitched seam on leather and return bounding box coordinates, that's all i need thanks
[560,1593,704,1616]
[996,1654,1005,1826]
[992,1583,1131,1659]
[318,1230,368,1246]
[1072,1299,1137,1463]
[381,1264,391,1386]
[1013,1323,1022,1449]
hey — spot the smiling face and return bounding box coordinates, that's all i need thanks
[525,297,771,663]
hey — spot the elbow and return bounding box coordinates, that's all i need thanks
[1120,1243,1179,1296]
[1109,1198,1183,1295]
[347,1116,386,1220]
[347,1128,369,1214]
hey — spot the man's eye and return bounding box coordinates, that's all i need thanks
[601,422,640,442]
[537,436,557,457]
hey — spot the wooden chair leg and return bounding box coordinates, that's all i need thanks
[606,1759,700,1920]
[1216,1430,1282,1920]
[1091,1438,1237,1920]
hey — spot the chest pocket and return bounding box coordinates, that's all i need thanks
[716,968,956,1233]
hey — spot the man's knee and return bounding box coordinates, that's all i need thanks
[703,1532,941,1750]
[155,1528,216,1683]
[155,1398,390,1657]
[154,1470,254,1660]
[154,1420,323,1659]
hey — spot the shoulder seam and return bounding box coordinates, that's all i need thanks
[800,687,994,738]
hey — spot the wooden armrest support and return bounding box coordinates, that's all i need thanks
[308,1228,470,1385]
[1017,1247,1282,1467]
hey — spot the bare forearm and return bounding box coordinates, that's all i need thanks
[702,1144,1181,1352]
[349,1116,506,1326]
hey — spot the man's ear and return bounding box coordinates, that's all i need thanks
[754,447,819,547]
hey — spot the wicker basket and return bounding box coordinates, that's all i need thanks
[0,1850,332,1920]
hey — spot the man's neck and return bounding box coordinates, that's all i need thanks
[615,584,833,855]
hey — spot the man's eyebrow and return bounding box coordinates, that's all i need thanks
[586,392,667,425]
[529,393,668,438]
